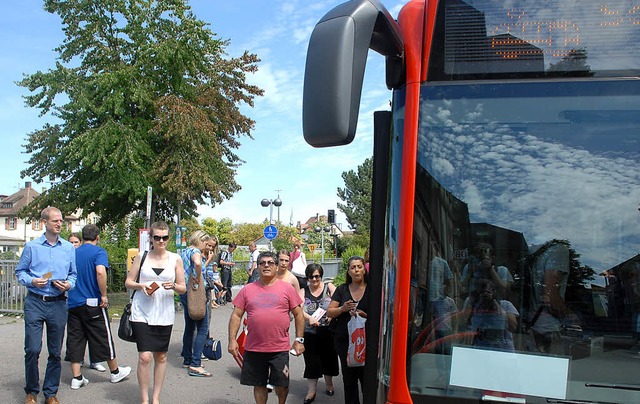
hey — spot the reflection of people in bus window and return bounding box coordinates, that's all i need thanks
[527,240,570,354]
[429,256,454,303]
[462,242,513,299]
[432,283,458,351]
[412,254,454,329]
[461,242,513,301]
[630,260,640,353]
[462,279,518,351]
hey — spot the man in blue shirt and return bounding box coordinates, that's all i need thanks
[65,224,131,391]
[15,207,77,404]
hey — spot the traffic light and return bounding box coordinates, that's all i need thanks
[327,209,335,224]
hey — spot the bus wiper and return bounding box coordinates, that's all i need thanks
[585,382,640,391]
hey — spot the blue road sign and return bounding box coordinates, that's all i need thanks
[264,225,278,240]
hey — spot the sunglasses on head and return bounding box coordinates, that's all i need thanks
[153,235,170,241]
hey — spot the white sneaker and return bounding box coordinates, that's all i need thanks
[90,362,106,372]
[70,376,89,390]
[110,366,132,383]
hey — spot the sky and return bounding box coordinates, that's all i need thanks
[0,0,404,229]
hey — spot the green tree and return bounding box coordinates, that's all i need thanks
[179,217,201,240]
[334,233,369,257]
[19,0,263,225]
[202,217,233,243]
[337,157,372,236]
[271,225,302,252]
[231,222,266,245]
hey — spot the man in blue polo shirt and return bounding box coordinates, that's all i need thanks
[15,206,77,404]
[65,224,131,391]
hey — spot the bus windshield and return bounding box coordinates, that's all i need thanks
[397,1,640,402]
[405,78,640,403]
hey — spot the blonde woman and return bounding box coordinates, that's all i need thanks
[179,230,212,377]
[125,221,186,404]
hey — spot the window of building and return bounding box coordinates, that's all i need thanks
[5,217,17,230]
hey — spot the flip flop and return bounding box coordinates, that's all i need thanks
[188,368,212,377]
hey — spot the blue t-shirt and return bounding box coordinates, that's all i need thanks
[68,244,109,309]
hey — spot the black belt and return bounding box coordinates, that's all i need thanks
[28,291,67,302]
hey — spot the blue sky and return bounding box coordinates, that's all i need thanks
[0,0,403,228]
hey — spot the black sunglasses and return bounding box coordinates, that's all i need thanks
[153,235,170,241]
[307,275,321,280]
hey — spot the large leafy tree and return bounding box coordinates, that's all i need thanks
[337,157,372,235]
[202,217,233,244]
[19,0,263,224]
[231,221,266,245]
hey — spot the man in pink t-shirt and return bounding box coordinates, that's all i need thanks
[228,251,305,404]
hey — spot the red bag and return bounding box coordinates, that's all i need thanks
[234,318,248,368]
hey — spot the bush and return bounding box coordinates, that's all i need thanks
[232,268,248,285]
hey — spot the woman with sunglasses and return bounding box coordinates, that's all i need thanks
[125,221,186,404]
[326,256,369,404]
[300,263,338,403]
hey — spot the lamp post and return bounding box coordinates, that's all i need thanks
[261,196,283,252]
[314,225,331,263]
[260,196,283,225]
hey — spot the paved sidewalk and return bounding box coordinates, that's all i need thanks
[0,294,342,403]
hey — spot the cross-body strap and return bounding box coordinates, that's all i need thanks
[130,250,148,300]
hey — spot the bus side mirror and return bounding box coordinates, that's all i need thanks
[303,0,403,148]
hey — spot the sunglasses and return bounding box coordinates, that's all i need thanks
[259,261,276,266]
[153,235,170,241]
[308,275,321,280]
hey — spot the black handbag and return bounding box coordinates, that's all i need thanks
[118,251,148,342]
[118,303,135,342]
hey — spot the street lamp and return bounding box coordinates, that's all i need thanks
[260,196,283,225]
[314,225,331,263]
[261,196,283,252]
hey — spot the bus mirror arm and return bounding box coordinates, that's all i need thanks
[303,0,403,148]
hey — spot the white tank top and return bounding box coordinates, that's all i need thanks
[130,252,179,326]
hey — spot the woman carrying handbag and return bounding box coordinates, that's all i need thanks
[125,221,186,404]
[179,230,212,377]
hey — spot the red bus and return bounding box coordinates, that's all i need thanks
[303,0,640,403]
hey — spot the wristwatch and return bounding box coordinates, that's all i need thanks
[295,337,305,344]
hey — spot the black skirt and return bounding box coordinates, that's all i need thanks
[131,321,173,352]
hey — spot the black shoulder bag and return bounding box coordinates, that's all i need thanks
[118,251,148,342]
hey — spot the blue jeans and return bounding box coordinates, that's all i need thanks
[23,294,68,398]
[179,294,209,367]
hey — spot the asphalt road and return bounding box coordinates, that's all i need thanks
[0,292,343,404]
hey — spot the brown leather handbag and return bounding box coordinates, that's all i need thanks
[187,273,207,320]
